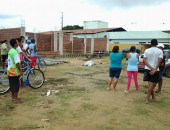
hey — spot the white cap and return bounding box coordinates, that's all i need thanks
[157,43,164,48]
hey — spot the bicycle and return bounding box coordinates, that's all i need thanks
[0,61,45,95]
[0,69,9,95]
[21,61,45,89]
[36,56,47,72]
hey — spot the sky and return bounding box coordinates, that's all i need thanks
[0,0,170,32]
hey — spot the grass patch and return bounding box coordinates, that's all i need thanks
[57,91,84,106]
[132,106,151,116]
[0,102,15,115]
[93,80,107,91]
[22,92,39,105]
[97,125,116,130]
[46,78,68,85]
[13,124,43,130]
[44,108,66,120]
[81,103,98,111]
[70,103,98,118]
[151,97,170,109]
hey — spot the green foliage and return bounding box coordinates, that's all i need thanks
[62,25,83,30]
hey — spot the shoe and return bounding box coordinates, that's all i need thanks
[124,90,129,93]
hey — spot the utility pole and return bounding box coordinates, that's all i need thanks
[59,12,63,55]
[20,18,25,36]
[61,12,63,30]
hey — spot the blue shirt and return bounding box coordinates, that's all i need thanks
[109,52,123,68]
[127,53,138,71]
[29,43,37,56]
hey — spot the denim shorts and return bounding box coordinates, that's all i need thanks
[109,68,122,79]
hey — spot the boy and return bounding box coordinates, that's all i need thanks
[1,40,9,69]
[8,39,22,103]
[29,38,37,68]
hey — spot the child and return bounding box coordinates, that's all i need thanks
[7,39,22,103]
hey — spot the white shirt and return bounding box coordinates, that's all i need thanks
[22,43,30,56]
[16,46,22,54]
[144,47,163,70]
[23,43,29,50]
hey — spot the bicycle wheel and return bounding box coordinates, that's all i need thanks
[38,60,47,72]
[27,69,45,89]
[0,70,10,95]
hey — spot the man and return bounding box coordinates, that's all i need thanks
[22,38,30,56]
[155,43,166,94]
[16,36,31,62]
[1,40,9,69]
[7,39,22,103]
[143,39,163,104]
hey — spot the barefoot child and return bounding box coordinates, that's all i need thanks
[7,39,22,103]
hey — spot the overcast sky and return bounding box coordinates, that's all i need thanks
[0,0,170,32]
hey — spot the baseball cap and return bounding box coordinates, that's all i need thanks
[157,43,164,48]
[26,39,31,43]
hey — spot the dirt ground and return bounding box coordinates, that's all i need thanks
[0,57,170,130]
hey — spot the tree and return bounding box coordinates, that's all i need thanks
[62,25,83,30]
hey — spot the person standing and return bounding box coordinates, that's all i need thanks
[29,38,37,68]
[108,46,123,91]
[16,36,31,62]
[1,40,9,69]
[7,39,22,103]
[155,43,166,94]
[125,46,139,93]
[143,39,163,104]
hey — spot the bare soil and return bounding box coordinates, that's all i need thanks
[0,57,170,130]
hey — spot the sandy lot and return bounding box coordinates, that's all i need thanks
[0,57,170,130]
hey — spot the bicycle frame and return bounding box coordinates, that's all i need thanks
[20,62,34,81]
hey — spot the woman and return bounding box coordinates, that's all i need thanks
[125,46,139,93]
[108,46,123,91]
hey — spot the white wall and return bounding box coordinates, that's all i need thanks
[84,21,108,29]
[73,31,170,45]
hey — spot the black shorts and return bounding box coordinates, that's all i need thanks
[1,55,8,62]
[109,68,122,79]
[144,69,160,83]
[8,76,20,93]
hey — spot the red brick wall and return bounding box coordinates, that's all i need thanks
[94,38,107,51]
[0,28,107,55]
[63,36,107,54]
[0,28,21,42]
[26,32,53,51]
[86,38,92,53]
[63,34,71,53]
[26,32,34,39]
[37,33,53,51]
[73,38,84,53]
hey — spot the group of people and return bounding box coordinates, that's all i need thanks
[0,36,38,103]
[108,39,165,104]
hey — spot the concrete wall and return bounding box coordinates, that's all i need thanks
[84,21,108,29]
[109,31,170,44]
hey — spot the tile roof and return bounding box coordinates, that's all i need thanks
[40,27,126,35]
